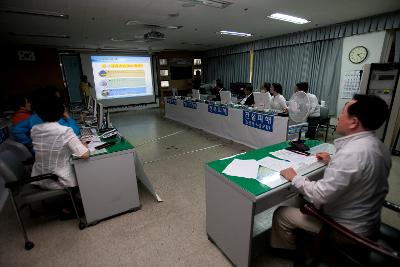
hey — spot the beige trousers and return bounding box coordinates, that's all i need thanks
[271,206,322,250]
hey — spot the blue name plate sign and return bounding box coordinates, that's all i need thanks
[166,98,177,105]
[183,100,197,109]
[243,110,274,132]
[208,104,228,116]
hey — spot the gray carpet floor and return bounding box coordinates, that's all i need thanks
[0,108,398,266]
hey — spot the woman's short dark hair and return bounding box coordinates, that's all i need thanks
[348,94,389,131]
[272,83,283,95]
[263,82,271,89]
[33,90,65,122]
[296,82,309,93]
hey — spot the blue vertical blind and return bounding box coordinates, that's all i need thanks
[202,52,249,90]
[252,38,343,114]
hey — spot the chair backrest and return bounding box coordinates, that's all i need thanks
[0,150,25,183]
[319,106,329,124]
[1,139,32,162]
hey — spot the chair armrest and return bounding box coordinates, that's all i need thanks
[5,174,59,189]
[383,201,400,213]
[300,203,400,261]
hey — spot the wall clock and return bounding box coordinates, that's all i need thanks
[349,46,368,64]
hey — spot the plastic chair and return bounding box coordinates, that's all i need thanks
[0,138,33,163]
[295,202,400,267]
[0,149,83,250]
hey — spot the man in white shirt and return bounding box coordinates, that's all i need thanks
[295,82,320,138]
[271,94,391,251]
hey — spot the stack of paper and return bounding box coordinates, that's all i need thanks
[222,159,259,179]
[270,150,318,166]
[258,157,293,172]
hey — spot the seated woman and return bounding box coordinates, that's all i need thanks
[30,91,89,190]
[270,83,288,112]
[260,82,271,94]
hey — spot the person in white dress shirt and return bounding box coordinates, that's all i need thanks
[31,91,89,190]
[271,94,391,253]
[295,82,320,138]
[270,83,288,112]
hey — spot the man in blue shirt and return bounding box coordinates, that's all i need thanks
[11,88,80,149]
[12,113,80,147]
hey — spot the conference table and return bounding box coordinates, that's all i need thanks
[205,140,326,267]
[72,135,161,227]
[164,98,289,149]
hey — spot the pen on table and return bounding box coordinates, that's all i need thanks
[290,150,310,156]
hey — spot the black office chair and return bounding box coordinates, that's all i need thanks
[295,202,400,267]
[0,149,83,250]
[316,106,330,142]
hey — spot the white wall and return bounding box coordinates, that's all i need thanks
[335,31,387,118]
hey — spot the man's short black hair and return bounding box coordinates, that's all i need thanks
[245,84,253,92]
[12,95,29,111]
[272,83,283,95]
[33,90,65,122]
[296,82,309,93]
[348,94,389,131]
[216,81,224,88]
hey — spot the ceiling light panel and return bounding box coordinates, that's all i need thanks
[267,13,310,24]
[180,0,233,9]
[219,30,252,37]
[0,8,69,19]
[9,32,69,38]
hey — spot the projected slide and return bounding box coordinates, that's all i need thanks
[91,56,154,100]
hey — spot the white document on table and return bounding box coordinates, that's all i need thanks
[309,143,336,155]
[89,148,107,155]
[270,149,318,165]
[258,157,293,172]
[222,159,259,179]
[88,141,105,150]
[219,152,246,161]
[256,167,287,188]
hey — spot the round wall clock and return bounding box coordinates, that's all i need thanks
[349,46,368,64]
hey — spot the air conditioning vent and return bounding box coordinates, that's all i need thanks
[144,31,166,41]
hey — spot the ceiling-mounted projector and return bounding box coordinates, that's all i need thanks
[144,30,166,41]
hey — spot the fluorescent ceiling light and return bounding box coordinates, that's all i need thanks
[0,8,69,19]
[219,30,252,37]
[180,0,233,9]
[9,32,69,38]
[267,13,310,24]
